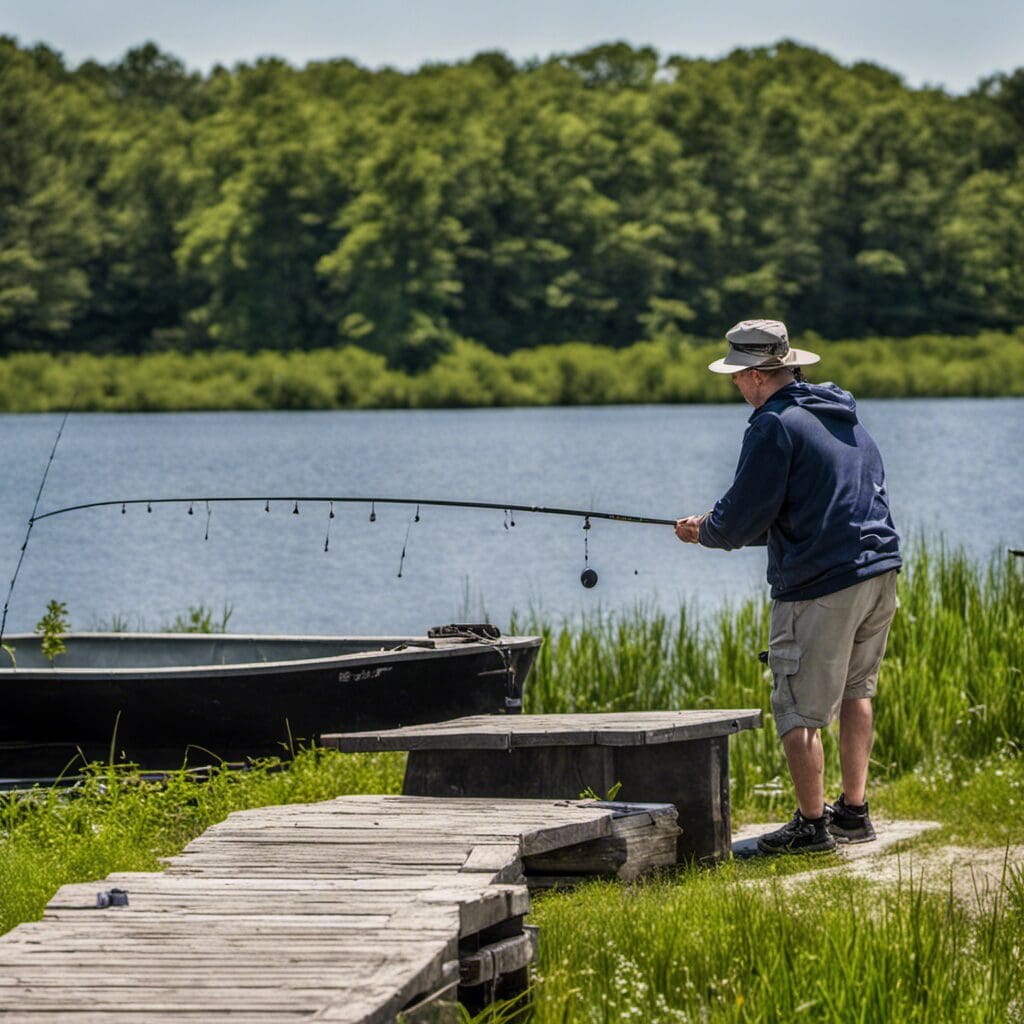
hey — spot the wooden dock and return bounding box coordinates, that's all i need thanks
[0,794,679,1022]
[325,710,762,863]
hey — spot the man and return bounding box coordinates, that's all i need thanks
[675,319,901,855]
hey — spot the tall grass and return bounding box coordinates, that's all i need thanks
[515,545,1024,813]
[0,749,404,935]
[519,867,1024,1022]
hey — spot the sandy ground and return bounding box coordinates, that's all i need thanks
[732,820,1024,910]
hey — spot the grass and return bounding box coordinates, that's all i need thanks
[873,744,1024,847]
[512,864,1024,1023]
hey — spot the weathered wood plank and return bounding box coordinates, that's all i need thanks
[459,933,533,986]
[0,1014,309,1022]
[324,710,762,751]
[0,795,679,1023]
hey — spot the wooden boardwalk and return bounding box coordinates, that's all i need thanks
[0,795,678,1023]
[326,710,762,863]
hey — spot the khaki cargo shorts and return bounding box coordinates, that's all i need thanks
[768,570,898,736]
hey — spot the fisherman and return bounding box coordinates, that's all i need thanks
[675,319,901,854]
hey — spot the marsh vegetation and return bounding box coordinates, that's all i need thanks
[1,332,1022,412]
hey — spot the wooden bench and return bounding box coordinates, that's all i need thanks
[323,710,761,863]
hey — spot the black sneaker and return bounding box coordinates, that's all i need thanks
[756,809,837,855]
[828,794,877,844]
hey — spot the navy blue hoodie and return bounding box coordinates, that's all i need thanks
[698,381,901,601]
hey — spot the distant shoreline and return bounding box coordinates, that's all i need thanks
[1,332,1021,413]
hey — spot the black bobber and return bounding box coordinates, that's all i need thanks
[579,514,597,587]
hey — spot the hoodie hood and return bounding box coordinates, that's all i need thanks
[754,381,858,424]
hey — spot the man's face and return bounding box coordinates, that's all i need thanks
[731,368,760,406]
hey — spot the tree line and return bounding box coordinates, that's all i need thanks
[1,37,1023,369]
[2,332,1020,412]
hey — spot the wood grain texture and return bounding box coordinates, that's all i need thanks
[0,795,674,1023]
[323,710,762,752]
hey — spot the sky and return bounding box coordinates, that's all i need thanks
[3,0,1022,94]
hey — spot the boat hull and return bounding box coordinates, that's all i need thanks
[0,631,541,779]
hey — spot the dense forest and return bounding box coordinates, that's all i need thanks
[2,37,1023,369]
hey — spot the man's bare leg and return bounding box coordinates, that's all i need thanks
[839,698,873,806]
[781,727,826,818]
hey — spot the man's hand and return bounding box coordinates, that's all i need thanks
[675,515,704,544]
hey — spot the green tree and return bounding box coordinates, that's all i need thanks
[175,59,342,350]
[0,41,102,351]
[317,126,467,367]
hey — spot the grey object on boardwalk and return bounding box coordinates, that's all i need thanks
[0,795,679,1023]
[324,710,762,863]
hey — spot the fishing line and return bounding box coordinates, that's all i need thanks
[1,406,74,646]
[324,501,335,552]
[396,505,420,578]
[580,515,598,588]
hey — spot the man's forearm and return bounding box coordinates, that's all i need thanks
[698,508,769,549]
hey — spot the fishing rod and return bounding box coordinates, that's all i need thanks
[31,495,679,589]
[31,495,676,528]
[1,407,74,647]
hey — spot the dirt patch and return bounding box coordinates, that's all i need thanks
[733,820,1024,910]
[842,841,1024,909]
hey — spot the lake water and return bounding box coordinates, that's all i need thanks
[1,398,1021,637]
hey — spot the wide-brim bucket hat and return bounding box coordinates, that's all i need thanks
[708,319,820,374]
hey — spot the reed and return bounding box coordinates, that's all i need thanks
[515,543,1024,816]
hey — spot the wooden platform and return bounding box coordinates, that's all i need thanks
[0,795,679,1023]
[324,711,762,863]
